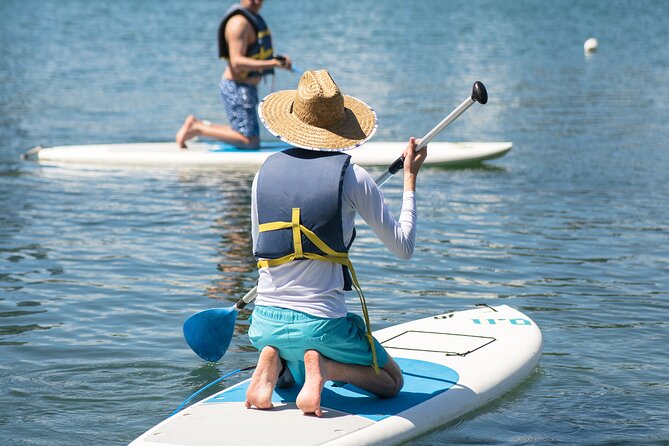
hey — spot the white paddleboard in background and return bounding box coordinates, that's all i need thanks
[23,140,512,169]
[130,304,542,446]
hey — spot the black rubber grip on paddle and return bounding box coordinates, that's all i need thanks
[236,297,250,310]
[274,55,287,66]
[388,156,404,175]
[472,81,488,104]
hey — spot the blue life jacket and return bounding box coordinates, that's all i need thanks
[218,5,274,79]
[254,147,380,374]
[254,148,354,290]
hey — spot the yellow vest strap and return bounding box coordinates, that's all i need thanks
[300,225,348,259]
[292,208,303,259]
[258,221,291,232]
[344,259,380,375]
[257,253,296,269]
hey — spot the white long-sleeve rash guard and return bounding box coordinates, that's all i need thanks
[251,163,416,318]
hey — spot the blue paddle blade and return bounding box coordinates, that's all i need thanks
[183,306,239,362]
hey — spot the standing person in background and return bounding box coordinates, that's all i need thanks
[176,0,292,149]
[244,70,427,417]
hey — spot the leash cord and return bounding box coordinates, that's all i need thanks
[170,365,256,416]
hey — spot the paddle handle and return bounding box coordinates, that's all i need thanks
[376,81,488,187]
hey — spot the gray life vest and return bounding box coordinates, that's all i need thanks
[254,148,355,290]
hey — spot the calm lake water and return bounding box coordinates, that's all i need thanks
[2,0,668,444]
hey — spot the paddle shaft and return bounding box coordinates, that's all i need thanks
[376,81,488,187]
[233,81,488,311]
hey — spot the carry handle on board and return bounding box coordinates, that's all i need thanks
[183,81,489,362]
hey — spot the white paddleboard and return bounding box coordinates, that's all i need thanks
[130,304,542,446]
[23,140,512,169]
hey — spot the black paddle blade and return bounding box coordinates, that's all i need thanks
[471,81,488,104]
[183,307,239,362]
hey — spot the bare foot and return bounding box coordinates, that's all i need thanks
[245,346,281,410]
[176,115,198,149]
[296,350,329,417]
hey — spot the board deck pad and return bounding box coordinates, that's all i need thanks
[210,141,292,152]
[207,358,459,422]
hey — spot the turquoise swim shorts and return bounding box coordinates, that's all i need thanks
[248,305,390,385]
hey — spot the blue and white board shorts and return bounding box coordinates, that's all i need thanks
[219,78,260,138]
[248,305,390,385]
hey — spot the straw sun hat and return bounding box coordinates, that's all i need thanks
[258,70,378,151]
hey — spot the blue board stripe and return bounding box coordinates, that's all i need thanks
[209,141,292,153]
[205,358,459,422]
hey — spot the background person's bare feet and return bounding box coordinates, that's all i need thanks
[296,350,328,417]
[245,346,281,410]
[176,115,198,149]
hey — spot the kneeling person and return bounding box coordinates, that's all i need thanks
[245,70,427,416]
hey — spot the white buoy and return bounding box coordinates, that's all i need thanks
[584,37,598,53]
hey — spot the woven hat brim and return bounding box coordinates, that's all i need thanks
[258,90,378,151]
